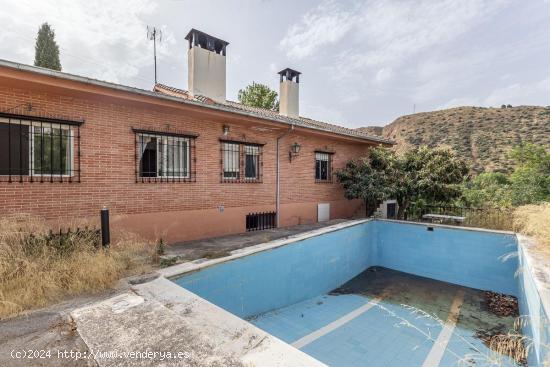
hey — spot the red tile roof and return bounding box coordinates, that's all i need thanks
[154,84,393,144]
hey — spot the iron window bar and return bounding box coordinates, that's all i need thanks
[133,129,197,183]
[315,151,333,183]
[220,140,263,183]
[246,211,276,231]
[0,113,82,183]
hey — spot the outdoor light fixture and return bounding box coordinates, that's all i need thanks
[289,142,301,162]
[222,125,230,135]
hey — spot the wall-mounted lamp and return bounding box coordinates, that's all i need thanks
[222,125,230,135]
[289,142,301,162]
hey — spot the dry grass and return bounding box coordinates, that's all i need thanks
[0,215,155,320]
[513,203,550,250]
[465,209,514,231]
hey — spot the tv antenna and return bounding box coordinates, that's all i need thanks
[147,26,163,85]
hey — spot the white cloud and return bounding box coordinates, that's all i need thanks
[0,0,175,84]
[301,101,347,125]
[279,0,356,60]
[374,67,393,83]
[484,78,550,106]
[437,97,481,110]
[345,0,508,79]
[438,78,550,109]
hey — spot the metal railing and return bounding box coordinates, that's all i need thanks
[246,211,276,231]
[404,204,514,231]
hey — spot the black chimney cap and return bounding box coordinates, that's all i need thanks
[278,68,301,83]
[185,28,229,55]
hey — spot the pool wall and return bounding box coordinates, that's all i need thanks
[175,222,377,318]
[174,220,518,317]
[374,221,518,296]
[517,237,550,366]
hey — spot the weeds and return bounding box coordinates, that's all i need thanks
[514,203,550,251]
[0,215,154,319]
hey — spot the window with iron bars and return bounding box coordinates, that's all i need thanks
[0,113,81,183]
[221,141,263,183]
[315,151,333,182]
[134,129,196,183]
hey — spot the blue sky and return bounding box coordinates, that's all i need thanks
[1,0,549,127]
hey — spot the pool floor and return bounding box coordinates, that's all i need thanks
[248,267,523,367]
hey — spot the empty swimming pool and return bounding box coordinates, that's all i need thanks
[172,220,549,367]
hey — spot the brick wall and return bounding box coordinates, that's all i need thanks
[0,75,374,242]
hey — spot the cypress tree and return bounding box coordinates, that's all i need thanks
[34,23,61,71]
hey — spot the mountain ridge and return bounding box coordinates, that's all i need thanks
[358,105,550,173]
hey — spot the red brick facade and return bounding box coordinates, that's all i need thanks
[0,65,379,243]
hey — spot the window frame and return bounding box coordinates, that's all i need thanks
[220,140,263,183]
[315,151,333,183]
[0,113,81,183]
[134,129,197,183]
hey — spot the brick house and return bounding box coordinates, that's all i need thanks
[0,29,391,243]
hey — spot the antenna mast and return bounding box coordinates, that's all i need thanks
[147,26,163,85]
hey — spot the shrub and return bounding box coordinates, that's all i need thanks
[0,216,153,319]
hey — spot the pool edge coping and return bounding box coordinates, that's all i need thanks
[516,234,550,318]
[158,218,371,279]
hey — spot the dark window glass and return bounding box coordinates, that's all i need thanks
[140,137,157,177]
[33,126,70,175]
[315,152,331,181]
[245,145,259,179]
[0,123,29,175]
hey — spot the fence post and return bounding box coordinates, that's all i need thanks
[101,206,110,248]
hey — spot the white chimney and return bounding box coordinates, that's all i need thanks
[278,68,301,118]
[185,29,229,103]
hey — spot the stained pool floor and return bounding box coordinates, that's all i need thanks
[248,267,522,367]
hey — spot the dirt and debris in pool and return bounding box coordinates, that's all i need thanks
[475,325,528,366]
[484,291,519,317]
[326,267,527,366]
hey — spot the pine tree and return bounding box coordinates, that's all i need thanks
[34,23,61,71]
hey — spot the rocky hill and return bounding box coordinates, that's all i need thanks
[359,106,550,173]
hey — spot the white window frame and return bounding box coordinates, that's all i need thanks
[223,142,240,180]
[139,133,190,179]
[0,118,75,177]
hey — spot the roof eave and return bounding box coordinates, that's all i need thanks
[0,59,395,145]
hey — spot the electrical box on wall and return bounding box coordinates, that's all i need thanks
[317,203,330,222]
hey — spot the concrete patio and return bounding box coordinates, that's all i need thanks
[164,219,348,261]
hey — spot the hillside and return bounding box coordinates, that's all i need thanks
[359,106,550,173]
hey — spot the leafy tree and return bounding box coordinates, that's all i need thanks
[508,143,550,205]
[461,172,512,207]
[337,146,468,218]
[238,82,278,111]
[460,143,550,207]
[336,148,397,216]
[34,23,61,71]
